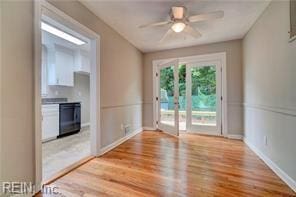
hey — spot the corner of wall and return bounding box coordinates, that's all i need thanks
[242,1,296,191]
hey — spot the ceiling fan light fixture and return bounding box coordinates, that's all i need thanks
[171,22,186,33]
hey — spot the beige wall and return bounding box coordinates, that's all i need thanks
[243,1,296,182]
[0,0,2,185]
[0,0,3,186]
[1,0,35,184]
[143,40,244,135]
[0,0,143,186]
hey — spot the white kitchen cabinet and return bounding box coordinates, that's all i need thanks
[41,45,48,96]
[42,104,59,142]
[74,49,90,74]
[47,44,74,86]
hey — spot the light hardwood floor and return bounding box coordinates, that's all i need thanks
[37,131,296,196]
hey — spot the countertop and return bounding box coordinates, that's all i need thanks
[42,98,80,105]
[42,101,81,105]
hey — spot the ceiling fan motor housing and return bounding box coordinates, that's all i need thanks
[170,6,187,21]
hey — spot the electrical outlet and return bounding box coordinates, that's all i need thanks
[124,125,131,135]
[264,136,268,146]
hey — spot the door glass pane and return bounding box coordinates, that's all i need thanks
[191,65,217,126]
[160,66,175,126]
[179,64,186,130]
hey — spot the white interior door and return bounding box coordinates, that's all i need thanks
[157,59,179,136]
[186,60,222,135]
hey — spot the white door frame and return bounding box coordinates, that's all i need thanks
[34,0,101,191]
[152,52,227,136]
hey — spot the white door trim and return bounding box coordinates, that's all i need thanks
[152,52,227,136]
[34,0,101,191]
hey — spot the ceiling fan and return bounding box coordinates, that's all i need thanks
[139,6,224,42]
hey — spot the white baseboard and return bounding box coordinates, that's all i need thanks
[244,138,296,192]
[142,127,157,131]
[227,134,244,140]
[98,127,143,156]
[81,122,90,128]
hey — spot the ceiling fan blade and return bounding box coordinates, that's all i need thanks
[188,10,224,23]
[184,25,202,38]
[139,21,171,28]
[159,28,173,43]
[171,6,185,19]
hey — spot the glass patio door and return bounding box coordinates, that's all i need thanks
[157,60,179,136]
[186,61,222,135]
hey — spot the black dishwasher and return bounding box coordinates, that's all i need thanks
[59,103,81,137]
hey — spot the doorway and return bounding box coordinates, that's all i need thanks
[34,1,100,190]
[153,53,226,137]
[186,61,222,135]
[41,15,92,181]
[157,60,179,136]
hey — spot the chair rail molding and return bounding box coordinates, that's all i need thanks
[244,103,296,117]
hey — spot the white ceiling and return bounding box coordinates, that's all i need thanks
[80,0,270,53]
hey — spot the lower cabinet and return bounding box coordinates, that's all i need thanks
[42,104,59,142]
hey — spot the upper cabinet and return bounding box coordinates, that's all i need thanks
[43,42,90,88]
[47,44,74,87]
[41,45,48,96]
[74,49,90,74]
